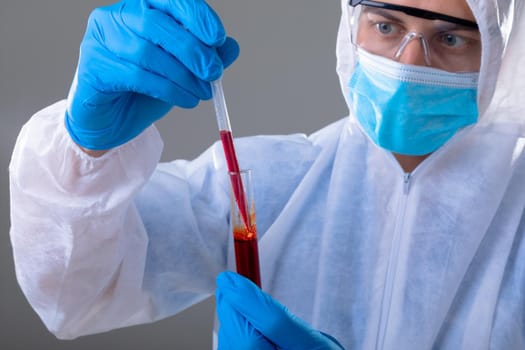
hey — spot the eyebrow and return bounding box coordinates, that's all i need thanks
[363,7,403,22]
[363,7,480,33]
[432,22,481,33]
[354,0,478,28]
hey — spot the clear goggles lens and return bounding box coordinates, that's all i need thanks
[349,2,482,72]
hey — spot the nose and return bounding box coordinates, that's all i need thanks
[394,33,431,67]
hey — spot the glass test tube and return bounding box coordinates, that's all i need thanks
[229,170,261,287]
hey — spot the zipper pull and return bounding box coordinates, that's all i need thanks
[403,172,411,194]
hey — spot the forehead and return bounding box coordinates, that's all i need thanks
[378,0,476,22]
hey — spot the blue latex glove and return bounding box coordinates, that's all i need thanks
[65,0,239,150]
[216,271,345,350]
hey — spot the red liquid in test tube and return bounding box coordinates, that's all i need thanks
[233,221,261,287]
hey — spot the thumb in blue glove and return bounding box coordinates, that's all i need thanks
[216,271,345,350]
[65,0,240,151]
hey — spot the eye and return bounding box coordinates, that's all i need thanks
[440,33,467,48]
[376,22,394,35]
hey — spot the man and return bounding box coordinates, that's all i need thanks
[9,0,524,348]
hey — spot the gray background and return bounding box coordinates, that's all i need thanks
[1,1,347,349]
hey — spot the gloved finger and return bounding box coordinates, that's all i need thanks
[129,39,213,100]
[217,272,343,349]
[119,3,224,81]
[78,41,199,108]
[146,0,226,46]
[217,37,240,70]
[216,289,275,350]
[121,3,223,81]
[85,13,211,99]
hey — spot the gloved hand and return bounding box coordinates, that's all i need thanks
[65,0,239,150]
[216,271,345,350]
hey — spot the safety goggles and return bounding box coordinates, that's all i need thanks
[349,0,481,72]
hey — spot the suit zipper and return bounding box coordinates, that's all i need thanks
[376,172,411,350]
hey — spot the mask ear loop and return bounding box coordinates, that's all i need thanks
[394,32,432,66]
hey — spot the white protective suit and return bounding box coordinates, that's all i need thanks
[9,0,525,349]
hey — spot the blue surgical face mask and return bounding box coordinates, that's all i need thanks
[348,48,479,156]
